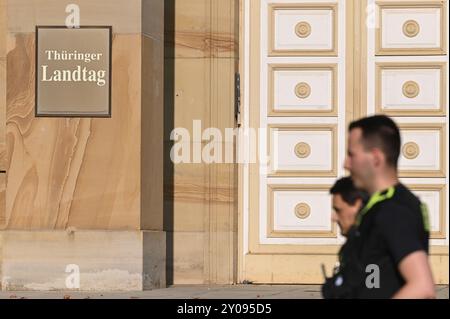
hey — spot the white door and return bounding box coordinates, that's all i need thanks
[239,0,448,284]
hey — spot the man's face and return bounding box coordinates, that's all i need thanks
[344,128,375,191]
[332,194,362,236]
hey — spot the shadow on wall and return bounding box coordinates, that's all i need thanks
[163,0,175,285]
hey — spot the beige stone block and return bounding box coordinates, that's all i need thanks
[0,173,5,228]
[164,159,209,232]
[206,156,236,284]
[167,135,238,165]
[165,0,209,58]
[169,59,211,137]
[66,34,142,230]
[174,0,210,33]
[205,231,236,284]
[169,231,205,284]
[0,230,165,291]
[172,200,207,232]
[165,58,237,142]
[0,58,5,171]
[7,0,141,34]
[210,59,236,131]
[209,0,239,59]
[5,34,141,230]
[0,0,6,58]
[164,141,209,233]
[165,0,238,58]
[210,163,235,232]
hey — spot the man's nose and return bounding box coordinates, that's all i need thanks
[331,212,338,222]
[344,157,350,171]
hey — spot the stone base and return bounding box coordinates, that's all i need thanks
[0,230,166,291]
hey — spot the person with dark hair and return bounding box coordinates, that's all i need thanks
[330,177,367,236]
[342,115,435,299]
[322,177,368,299]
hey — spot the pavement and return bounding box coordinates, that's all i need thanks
[0,284,448,299]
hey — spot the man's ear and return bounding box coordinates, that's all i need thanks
[354,198,363,210]
[371,148,385,168]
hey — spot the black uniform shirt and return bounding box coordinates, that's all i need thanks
[355,183,430,298]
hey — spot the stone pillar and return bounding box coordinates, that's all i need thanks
[0,0,165,291]
[164,0,239,284]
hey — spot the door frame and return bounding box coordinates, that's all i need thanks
[236,0,366,283]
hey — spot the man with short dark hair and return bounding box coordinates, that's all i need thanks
[322,177,368,299]
[330,177,367,236]
[344,115,435,299]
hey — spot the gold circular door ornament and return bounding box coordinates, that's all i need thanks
[295,21,312,38]
[402,81,420,99]
[295,82,311,99]
[403,20,420,38]
[295,203,311,220]
[294,142,311,159]
[402,142,420,160]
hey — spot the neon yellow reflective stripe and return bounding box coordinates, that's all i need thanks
[355,186,395,226]
[420,203,430,232]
